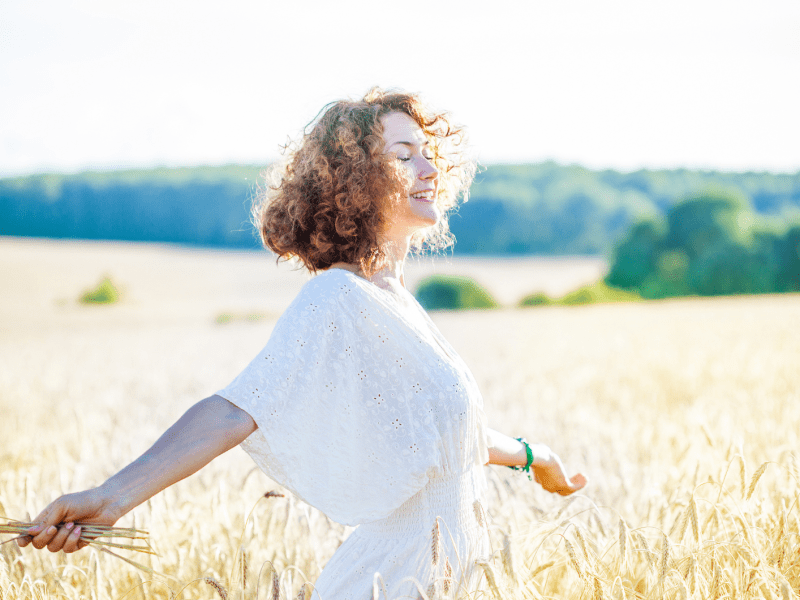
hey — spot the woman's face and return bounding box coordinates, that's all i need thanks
[380,111,440,235]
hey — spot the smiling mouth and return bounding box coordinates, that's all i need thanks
[410,190,436,202]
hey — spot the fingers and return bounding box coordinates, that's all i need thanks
[62,525,84,554]
[558,473,588,496]
[25,522,85,553]
[46,522,74,552]
[533,460,589,496]
[29,524,59,550]
[18,519,50,548]
[27,499,73,551]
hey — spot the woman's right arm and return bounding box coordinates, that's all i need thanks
[19,395,256,553]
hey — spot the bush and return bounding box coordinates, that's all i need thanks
[559,281,642,305]
[519,281,641,308]
[79,276,120,304]
[519,292,553,307]
[415,275,499,311]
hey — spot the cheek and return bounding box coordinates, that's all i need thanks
[400,169,415,194]
[385,160,414,191]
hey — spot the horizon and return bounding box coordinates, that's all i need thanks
[3,158,800,182]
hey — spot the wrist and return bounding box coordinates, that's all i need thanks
[508,437,534,479]
[529,443,553,467]
[97,478,136,520]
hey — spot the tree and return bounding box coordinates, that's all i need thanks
[605,219,664,290]
[606,189,787,298]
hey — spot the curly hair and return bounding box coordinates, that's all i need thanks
[253,87,475,276]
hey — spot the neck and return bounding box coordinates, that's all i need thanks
[328,232,413,290]
[376,232,412,288]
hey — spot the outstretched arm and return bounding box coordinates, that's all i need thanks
[486,428,587,496]
[20,395,256,553]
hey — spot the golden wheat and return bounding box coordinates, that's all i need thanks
[2,240,800,600]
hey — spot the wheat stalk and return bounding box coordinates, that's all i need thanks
[635,531,656,570]
[747,462,769,500]
[271,570,280,600]
[677,576,689,600]
[295,583,312,600]
[476,560,502,600]
[737,545,758,567]
[618,519,628,570]
[564,537,584,579]
[738,455,748,499]
[500,531,516,583]
[593,575,605,600]
[675,503,689,542]
[611,576,627,600]
[528,560,554,580]
[574,526,590,561]
[443,557,452,595]
[472,500,486,529]
[0,519,154,572]
[688,556,697,595]
[431,519,441,567]
[658,534,670,588]
[204,578,229,600]
[425,582,435,599]
[709,551,721,600]
[702,507,718,534]
[240,547,248,589]
[687,498,699,544]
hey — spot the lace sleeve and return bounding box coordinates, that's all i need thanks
[217,275,444,525]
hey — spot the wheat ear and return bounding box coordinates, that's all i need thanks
[204,578,229,600]
[746,462,769,500]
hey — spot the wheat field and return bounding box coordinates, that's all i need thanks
[1,237,799,600]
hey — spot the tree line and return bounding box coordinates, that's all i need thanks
[2,163,799,264]
[605,190,800,296]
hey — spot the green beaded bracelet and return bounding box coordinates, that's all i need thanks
[509,437,534,480]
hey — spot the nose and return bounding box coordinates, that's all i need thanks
[418,156,438,181]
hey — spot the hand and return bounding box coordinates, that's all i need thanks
[530,445,588,496]
[17,488,119,553]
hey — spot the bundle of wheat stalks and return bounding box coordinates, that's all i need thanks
[0,518,154,574]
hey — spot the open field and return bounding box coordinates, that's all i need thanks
[1,238,799,599]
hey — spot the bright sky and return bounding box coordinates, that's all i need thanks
[2,0,799,178]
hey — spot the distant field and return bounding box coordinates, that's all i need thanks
[1,238,798,599]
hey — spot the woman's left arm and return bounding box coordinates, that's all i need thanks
[486,428,587,496]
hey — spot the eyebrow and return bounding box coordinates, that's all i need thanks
[391,140,431,148]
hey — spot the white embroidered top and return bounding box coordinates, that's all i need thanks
[218,268,490,597]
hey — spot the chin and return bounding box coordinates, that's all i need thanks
[411,203,441,226]
[414,212,440,229]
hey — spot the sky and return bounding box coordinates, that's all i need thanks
[2,0,800,178]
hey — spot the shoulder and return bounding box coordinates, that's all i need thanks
[302,268,360,299]
[278,269,382,330]
[292,269,366,312]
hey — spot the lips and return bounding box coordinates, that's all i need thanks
[410,189,436,202]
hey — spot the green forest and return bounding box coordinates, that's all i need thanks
[2,162,799,263]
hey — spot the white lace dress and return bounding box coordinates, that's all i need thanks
[218,268,491,599]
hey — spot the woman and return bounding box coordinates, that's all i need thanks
[20,88,586,598]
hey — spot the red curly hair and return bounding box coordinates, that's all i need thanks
[253,87,474,276]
